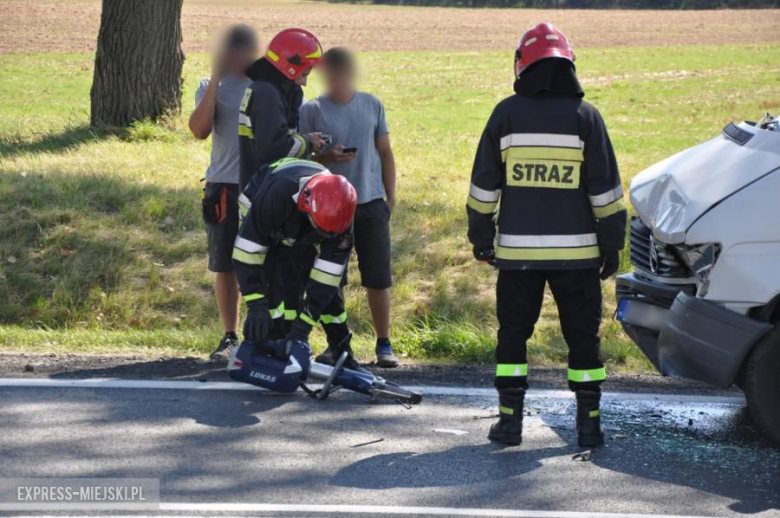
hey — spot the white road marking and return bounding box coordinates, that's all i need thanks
[160,502,709,517]
[0,377,269,392]
[407,385,745,405]
[0,377,745,405]
[3,503,709,518]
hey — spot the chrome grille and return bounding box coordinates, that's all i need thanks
[629,217,688,277]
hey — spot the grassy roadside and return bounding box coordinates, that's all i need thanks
[1,44,779,368]
[0,324,650,372]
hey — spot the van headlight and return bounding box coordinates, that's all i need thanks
[674,243,721,282]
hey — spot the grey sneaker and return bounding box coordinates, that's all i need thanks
[210,333,239,360]
[376,340,399,368]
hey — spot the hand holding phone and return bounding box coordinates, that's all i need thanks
[317,144,356,165]
[332,146,357,163]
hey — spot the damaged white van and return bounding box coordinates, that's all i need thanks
[616,114,780,443]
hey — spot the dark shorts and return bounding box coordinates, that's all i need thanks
[203,182,239,273]
[351,198,392,290]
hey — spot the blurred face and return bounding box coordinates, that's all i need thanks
[295,68,312,86]
[324,65,355,99]
[227,45,258,75]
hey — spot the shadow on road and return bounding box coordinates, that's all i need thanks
[48,357,230,382]
[331,444,567,489]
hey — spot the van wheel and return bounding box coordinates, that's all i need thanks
[745,326,780,445]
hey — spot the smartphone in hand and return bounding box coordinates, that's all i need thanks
[342,147,358,154]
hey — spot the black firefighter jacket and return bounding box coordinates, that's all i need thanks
[467,61,627,270]
[238,59,314,189]
[233,159,352,333]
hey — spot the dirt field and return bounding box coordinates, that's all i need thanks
[2,0,779,54]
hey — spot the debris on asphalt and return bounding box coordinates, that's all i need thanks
[395,399,412,409]
[351,438,384,448]
[23,364,34,372]
[572,451,592,462]
[473,414,499,420]
[434,428,469,436]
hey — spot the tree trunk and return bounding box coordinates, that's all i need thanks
[90,0,185,128]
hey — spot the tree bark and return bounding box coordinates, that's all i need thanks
[90,0,185,128]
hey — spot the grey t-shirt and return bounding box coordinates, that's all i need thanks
[299,92,389,204]
[195,73,251,184]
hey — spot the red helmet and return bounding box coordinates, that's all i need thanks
[298,174,357,236]
[514,23,575,78]
[265,28,323,80]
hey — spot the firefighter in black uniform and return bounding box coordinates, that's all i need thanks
[238,28,325,190]
[467,23,627,447]
[233,158,365,372]
[237,28,328,342]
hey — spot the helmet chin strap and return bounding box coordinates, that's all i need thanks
[306,214,337,239]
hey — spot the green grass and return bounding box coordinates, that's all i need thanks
[1,44,778,369]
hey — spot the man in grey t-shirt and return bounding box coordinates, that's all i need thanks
[189,25,258,360]
[300,48,399,368]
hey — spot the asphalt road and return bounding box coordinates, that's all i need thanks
[0,379,778,518]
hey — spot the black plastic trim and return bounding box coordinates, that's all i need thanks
[657,293,773,388]
[616,272,694,309]
[723,121,753,145]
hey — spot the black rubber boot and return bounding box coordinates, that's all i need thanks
[576,390,604,447]
[315,347,335,365]
[488,388,525,445]
[333,333,370,374]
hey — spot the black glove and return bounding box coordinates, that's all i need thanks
[243,299,269,343]
[271,338,294,360]
[254,338,293,360]
[288,316,313,343]
[600,250,620,280]
[473,245,496,266]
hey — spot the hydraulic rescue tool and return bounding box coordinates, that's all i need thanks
[227,339,423,405]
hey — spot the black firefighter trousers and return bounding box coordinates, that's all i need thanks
[495,268,606,393]
[269,245,350,347]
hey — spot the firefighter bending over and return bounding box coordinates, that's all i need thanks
[233,158,365,372]
[467,23,627,447]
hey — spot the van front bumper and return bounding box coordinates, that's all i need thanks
[616,273,772,389]
[615,273,688,372]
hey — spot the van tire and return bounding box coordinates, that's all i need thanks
[744,327,780,445]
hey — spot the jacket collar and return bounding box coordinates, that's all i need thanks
[245,58,300,98]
